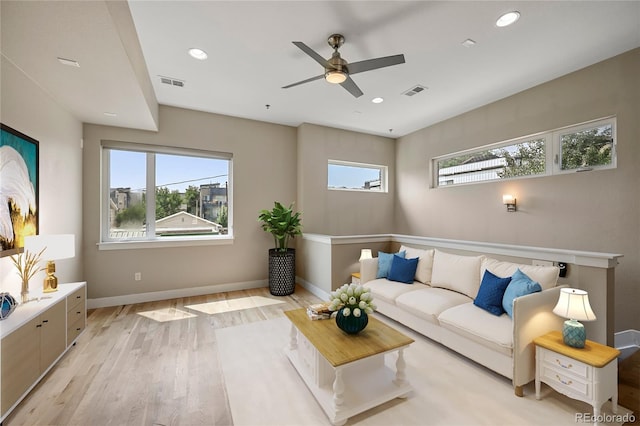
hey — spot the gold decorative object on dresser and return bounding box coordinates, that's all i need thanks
[0,281,86,422]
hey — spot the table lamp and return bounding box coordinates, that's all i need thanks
[552,288,596,348]
[359,249,373,262]
[24,234,75,293]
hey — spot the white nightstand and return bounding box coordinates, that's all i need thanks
[351,272,361,285]
[534,331,620,425]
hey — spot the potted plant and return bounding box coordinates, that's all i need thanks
[258,202,302,296]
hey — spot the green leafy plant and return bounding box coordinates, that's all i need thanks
[258,201,302,252]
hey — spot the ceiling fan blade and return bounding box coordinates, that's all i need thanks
[292,41,333,69]
[282,73,325,89]
[340,76,363,98]
[347,54,405,75]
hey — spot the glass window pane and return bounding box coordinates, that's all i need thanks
[437,138,545,186]
[328,163,384,191]
[155,154,229,236]
[109,150,146,239]
[560,124,613,171]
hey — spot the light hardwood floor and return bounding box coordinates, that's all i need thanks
[5,285,638,425]
[5,285,322,426]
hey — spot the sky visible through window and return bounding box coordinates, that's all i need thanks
[110,150,228,192]
[328,164,381,189]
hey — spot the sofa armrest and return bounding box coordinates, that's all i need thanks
[512,285,566,391]
[360,258,378,284]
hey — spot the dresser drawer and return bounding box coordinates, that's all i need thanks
[67,316,85,346]
[541,365,591,398]
[541,349,590,379]
[67,305,85,325]
[67,286,85,312]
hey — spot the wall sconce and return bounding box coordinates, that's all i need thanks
[359,249,373,261]
[25,234,75,293]
[503,194,517,212]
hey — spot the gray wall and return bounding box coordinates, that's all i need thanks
[0,56,84,294]
[82,106,297,299]
[297,123,395,235]
[394,48,640,332]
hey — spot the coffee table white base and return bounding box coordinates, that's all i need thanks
[284,324,412,426]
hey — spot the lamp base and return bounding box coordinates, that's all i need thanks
[562,319,586,348]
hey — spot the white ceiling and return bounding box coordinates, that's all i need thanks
[2,1,639,137]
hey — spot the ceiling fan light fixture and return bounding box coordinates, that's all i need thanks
[496,11,520,27]
[325,70,347,84]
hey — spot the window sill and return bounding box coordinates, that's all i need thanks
[98,235,234,251]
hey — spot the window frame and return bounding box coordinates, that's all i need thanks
[431,116,616,188]
[100,141,233,249]
[327,160,388,193]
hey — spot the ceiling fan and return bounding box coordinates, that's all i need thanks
[282,34,405,98]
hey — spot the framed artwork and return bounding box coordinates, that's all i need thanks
[0,123,39,257]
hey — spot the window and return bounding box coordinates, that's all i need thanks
[433,117,615,188]
[328,160,387,192]
[558,120,615,172]
[102,142,232,244]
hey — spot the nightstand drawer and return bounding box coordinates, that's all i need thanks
[541,365,591,398]
[541,349,590,379]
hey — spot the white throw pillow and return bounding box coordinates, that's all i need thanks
[399,245,435,284]
[481,257,559,290]
[430,250,483,299]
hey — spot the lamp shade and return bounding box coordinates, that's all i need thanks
[24,234,75,260]
[553,288,596,321]
[359,249,373,262]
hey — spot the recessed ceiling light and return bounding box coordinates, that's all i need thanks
[496,11,520,27]
[103,112,117,117]
[188,48,208,60]
[372,97,384,104]
[57,57,80,67]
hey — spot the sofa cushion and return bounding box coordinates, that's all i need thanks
[474,270,512,316]
[388,255,419,284]
[438,303,513,357]
[502,269,542,318]
[363,279,429,305]
[399,245,435,284]
[481,257,559,290]
[396,288,472,325]
[430,250,483,299]
[376,250,406,279]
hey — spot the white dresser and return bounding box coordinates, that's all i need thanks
[0,282,86,422]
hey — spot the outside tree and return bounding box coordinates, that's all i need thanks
[561,125,612,170]
[184,185,199,215]
[497,139,545,178]
[155,187,182,219]
[115,203,145,227]
[217,205,228,228]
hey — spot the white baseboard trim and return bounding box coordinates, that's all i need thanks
[296,276,331,301]
[87,279,268,309]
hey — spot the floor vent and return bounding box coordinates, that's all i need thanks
[403,84,427,97]
[159,76,185,87]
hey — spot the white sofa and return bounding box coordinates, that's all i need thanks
[360,246,565,396]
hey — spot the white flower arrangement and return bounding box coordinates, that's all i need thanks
[328,283,376,318]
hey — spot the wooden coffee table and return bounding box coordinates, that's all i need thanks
[284,308,414,425]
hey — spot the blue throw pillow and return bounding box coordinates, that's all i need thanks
[502,269,542,318]
[474,270,512,316]
[377,250,406,279]
[388,255,419,284]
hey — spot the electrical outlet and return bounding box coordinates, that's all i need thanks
[532,260,553,267]
[134,272,142,281]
